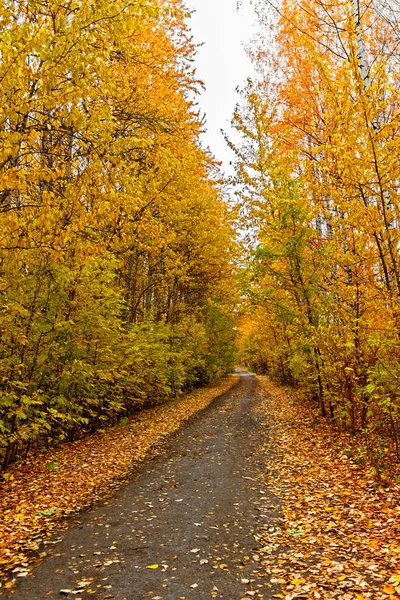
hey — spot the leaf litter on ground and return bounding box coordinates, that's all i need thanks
[0,375,238,586]
[255,376,400,600]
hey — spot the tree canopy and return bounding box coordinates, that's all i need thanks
[0,0,237,468]
[235,0,400,471]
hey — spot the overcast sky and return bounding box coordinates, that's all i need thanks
[184,0,257,173]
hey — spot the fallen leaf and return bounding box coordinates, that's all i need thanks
[383,584,396,594]
[37,508,57,516]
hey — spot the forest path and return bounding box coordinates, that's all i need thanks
[4,372,281,600]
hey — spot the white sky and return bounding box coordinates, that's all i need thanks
[184,0,257,174]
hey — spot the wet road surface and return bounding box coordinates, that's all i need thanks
[3,372,281,600]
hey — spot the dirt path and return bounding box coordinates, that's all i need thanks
[3,372,280,600]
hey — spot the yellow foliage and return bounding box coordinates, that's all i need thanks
[0,0,237,467]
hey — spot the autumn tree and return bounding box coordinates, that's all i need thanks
[0,0,237,468]
[235,0,400,470]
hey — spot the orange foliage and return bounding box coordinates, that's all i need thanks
[235,0,400,477]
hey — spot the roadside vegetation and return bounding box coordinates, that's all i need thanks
[235,0,400,481]
[0,0,237,470]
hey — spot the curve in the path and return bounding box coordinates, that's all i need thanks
[3,373,281,600]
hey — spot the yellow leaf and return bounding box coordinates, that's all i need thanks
[146,564,159,569]
[383,584,396,595]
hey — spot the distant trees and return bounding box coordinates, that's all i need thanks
[0,0,237,468]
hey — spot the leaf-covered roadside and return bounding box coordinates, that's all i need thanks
[255,377,400,600]
[0,375,238,586]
